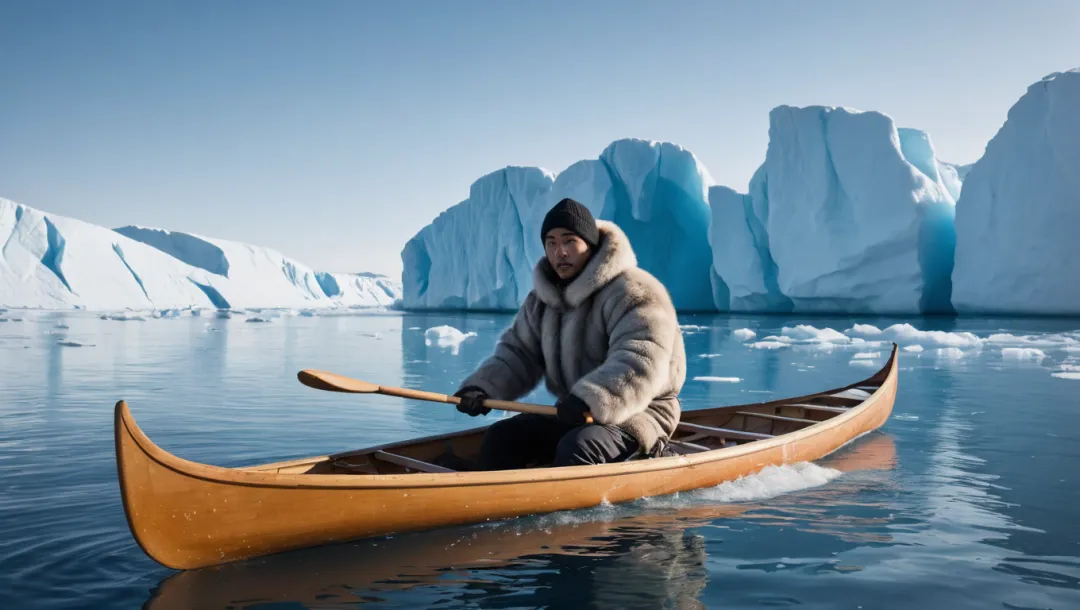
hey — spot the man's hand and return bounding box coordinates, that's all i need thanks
[556,394,590,427]
[454,387,491,417]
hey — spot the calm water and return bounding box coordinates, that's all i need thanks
[1,309,1079,609]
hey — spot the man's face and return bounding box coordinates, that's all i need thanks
[544,229,592,279]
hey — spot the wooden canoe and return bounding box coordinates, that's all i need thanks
[145,434,898,609]
[115,343,899,570]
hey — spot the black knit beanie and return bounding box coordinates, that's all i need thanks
[540,198,599,248]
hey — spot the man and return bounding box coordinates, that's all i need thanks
[453,197,686,470]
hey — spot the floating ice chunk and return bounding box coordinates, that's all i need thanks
[883,324,981,348]
[424,325,477,354]
[245,316,273,323]
[749,341,789,350]
[849,359,879,367]
[935,347,965,359]
[852,339,887,349]
[1052,372,1080,380]
[799,342,838,352]
[846,324,883,336]
[903,345,925,353]
[732,328,757,341]
[693,376,741,383]
[853,352,881,359]
[57,340,93,347]
[100,312,147,321]
[846,338,887,349]
[986,333,1077,348]
[1001,348,1046,360]
[781,325,850,344]
[761,335,796,344]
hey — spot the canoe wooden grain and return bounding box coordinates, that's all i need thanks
[144,433,898,609]
[115,344,899,570]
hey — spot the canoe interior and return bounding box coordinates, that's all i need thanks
[245,351,895,477]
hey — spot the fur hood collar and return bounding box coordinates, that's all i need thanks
[532,220,637,309]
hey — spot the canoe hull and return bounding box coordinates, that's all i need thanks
[116,347,897,570]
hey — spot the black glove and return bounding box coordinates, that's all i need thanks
[556,394,590,427]
[454,386,490,417]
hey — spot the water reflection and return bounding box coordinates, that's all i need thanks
[399,311,513,384]
[44,330,64,426]
[144,434,897,609]
[398,311,556,433]
[888,362,1080,603]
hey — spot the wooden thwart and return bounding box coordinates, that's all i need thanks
[677,421,774,441]
[667,439,712,453]
[373,451,455,474]
[784,403,849,413]
[737,411,818,425]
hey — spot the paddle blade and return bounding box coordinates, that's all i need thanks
[297,370,381,394]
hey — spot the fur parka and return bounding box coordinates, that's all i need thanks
[458,220,686,454]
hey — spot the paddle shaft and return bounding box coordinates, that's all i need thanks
[296,369,594,423]
[376,385,593,423]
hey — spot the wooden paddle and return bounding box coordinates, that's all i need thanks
[296,369,594,423]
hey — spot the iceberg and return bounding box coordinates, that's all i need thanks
[115,226,328,309]
[952,69,1080,315]
[1,199,400,310]
[401,139,718,312]
[1,199,215,309]
[587,140,717,311]
[314,272,401,308]
[708,175,790,312]
[708,106,961,314]
[401,166,553,311]
[7,69,1072,316]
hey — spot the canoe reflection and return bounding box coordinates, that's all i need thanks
[146,433,896,609]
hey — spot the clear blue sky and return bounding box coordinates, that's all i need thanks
[2,1,1078,277]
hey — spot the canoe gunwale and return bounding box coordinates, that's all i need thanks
[115,344,899,491]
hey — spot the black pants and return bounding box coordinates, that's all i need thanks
[478,413,641,471]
